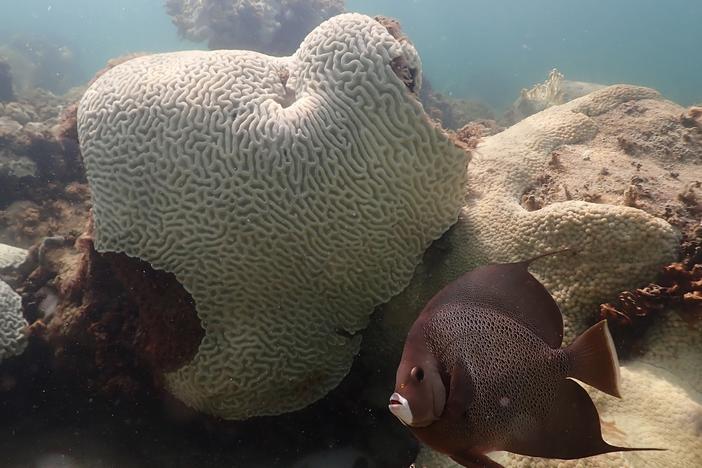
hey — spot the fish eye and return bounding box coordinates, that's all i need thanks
[410,366,424,382]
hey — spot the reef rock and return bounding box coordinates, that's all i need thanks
[77,14,469,419]
[165,0,345,55]
[503,69,606,126]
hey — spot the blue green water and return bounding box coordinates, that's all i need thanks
[1,0,700,109]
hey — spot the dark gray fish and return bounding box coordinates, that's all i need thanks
[389,254,661,468]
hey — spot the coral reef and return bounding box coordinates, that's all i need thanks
[416,364,702,467]
[503,69,606,125]
[165,0,345,55]
[77,14,469,419]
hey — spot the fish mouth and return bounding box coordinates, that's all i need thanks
[388,392,413,426]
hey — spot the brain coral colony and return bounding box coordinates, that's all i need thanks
[165,0,346,54]
[76,13,469,419]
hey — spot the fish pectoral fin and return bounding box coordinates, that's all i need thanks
[449,451,504,468]
[505,379,657,460]
[444,361,474,418]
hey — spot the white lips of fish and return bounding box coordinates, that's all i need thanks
[389,392,413,426]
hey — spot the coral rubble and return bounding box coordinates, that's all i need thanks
[165,0,345,55]
[77,14,469,419]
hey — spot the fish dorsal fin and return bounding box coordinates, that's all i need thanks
[504,379,661,459]
[427,259,564,348]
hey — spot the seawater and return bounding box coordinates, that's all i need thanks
[1,0,700,109]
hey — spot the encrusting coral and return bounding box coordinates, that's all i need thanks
[165,0,345,55]
[77,14,469,419]
[414,364,702,468]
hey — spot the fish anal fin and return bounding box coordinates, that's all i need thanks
[505,379,661,460]
[566,320,622,397]
[449,451,504,468]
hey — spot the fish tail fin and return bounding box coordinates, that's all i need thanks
[565,320,622,398]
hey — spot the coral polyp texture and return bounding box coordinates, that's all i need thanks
[165,0,345,55]
[77,14,468,419]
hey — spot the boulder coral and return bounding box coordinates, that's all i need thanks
[165,0,345,55]
[374,86,679,350]
[77,14,469,419]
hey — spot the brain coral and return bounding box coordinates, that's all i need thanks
[0,278,27,362]
[415,364,702,467]
[77,13,469,418]
[165,0,345,55]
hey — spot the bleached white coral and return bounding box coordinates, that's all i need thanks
[77,14,468,419]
